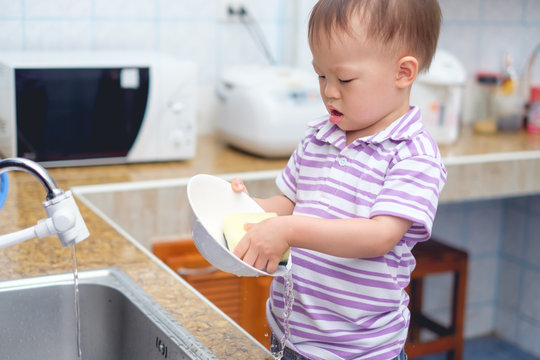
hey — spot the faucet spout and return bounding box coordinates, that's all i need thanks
[0,158,63,200]
[0,158,90,249]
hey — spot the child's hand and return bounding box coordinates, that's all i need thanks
[233,216,290,274]
[230,177,249,195]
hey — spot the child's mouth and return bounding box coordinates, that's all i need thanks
[329,108,344,124]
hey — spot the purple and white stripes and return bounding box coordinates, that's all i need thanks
[268,106,447,359]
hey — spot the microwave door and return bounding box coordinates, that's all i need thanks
[15,67,149,163]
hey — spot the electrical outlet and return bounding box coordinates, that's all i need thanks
[219,1,246,22]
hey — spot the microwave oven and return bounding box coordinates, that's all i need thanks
[0,51,197,167]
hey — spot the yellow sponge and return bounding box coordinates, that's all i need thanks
[222,212,289,265]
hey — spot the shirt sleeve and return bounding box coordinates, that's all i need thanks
[276,144,301,203]
[370,155,447,243]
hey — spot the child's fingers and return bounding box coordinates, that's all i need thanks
[230,177,249,194]
[254,256,269,272]
[265,260,279,274]
[232,234,250,259]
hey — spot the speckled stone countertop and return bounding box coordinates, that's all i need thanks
[1,129,540,359]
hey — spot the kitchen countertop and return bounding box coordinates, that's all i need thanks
[1,127,540,359]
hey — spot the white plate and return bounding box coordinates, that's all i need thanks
[187,174,291,277]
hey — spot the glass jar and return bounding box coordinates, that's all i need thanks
[473,72,499,134]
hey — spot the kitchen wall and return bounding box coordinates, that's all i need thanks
[1,0,539,131]
[0,0,297,133]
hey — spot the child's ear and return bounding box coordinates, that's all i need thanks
[395,56,418,88]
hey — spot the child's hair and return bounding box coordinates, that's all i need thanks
[308,0,442,72]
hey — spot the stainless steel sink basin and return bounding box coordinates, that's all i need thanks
[0,268,217,360]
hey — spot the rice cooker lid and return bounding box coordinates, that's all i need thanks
[220,65,317,90]
[417,49,466,86]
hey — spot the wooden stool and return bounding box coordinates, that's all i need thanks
[405,239,468,360]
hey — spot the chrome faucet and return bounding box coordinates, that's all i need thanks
[0,158,89,249]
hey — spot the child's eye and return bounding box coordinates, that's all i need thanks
[339,78,353,83]
[318,75,326,80]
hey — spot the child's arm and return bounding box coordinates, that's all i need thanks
[230,178,412,273]
[235,214,412,273]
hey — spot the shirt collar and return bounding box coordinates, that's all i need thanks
[311,106,425,149]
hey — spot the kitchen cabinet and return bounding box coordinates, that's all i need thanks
[153,239,273,348]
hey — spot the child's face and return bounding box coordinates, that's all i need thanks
[311,21,409,141]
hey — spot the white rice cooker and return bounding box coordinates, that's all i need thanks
[411,49,466,144]
[217,51,465,156]
[216,65,326,157]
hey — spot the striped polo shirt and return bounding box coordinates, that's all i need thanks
[268,106,447,360]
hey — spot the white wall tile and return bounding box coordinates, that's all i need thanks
[0,21,24,50]
[524,213,540,267]
[25,21,93,50]
[497,259,522,309]
[432,203,468,247]
[423,273,453,315]
[25,0,92,19]
[158,0,216,20]
[502,208,527,258]
[438,25,481,76]
[481,0,525,23]
[94,0,155,19]
[464,304,495,337]
[159,21,217,82]
[467,256,498,304]
[439,0,482,22]
[216,21,279,71]
[495,307,519,343]
[505,195,530,212]
[527,194,540,215]
[520,268,540,322]
[93,20,155,50]
[478,25,527,72]
[525,0,540,24]
[516,317,540,358]
[0,0,22,17]
[466,201,503,255]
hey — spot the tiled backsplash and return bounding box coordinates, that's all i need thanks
[1,0,538,132]
[428,196,540,358]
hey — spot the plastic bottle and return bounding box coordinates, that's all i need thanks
[524,43,540,133]
[527,86,540,133]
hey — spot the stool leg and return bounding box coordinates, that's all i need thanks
[448,259,467,360]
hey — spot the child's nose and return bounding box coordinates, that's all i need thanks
[323,80,340,99]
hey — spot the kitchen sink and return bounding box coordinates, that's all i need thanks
[0,268,217,360]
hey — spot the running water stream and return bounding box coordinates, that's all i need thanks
[70,245,82,358]
[272,271,294,360]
